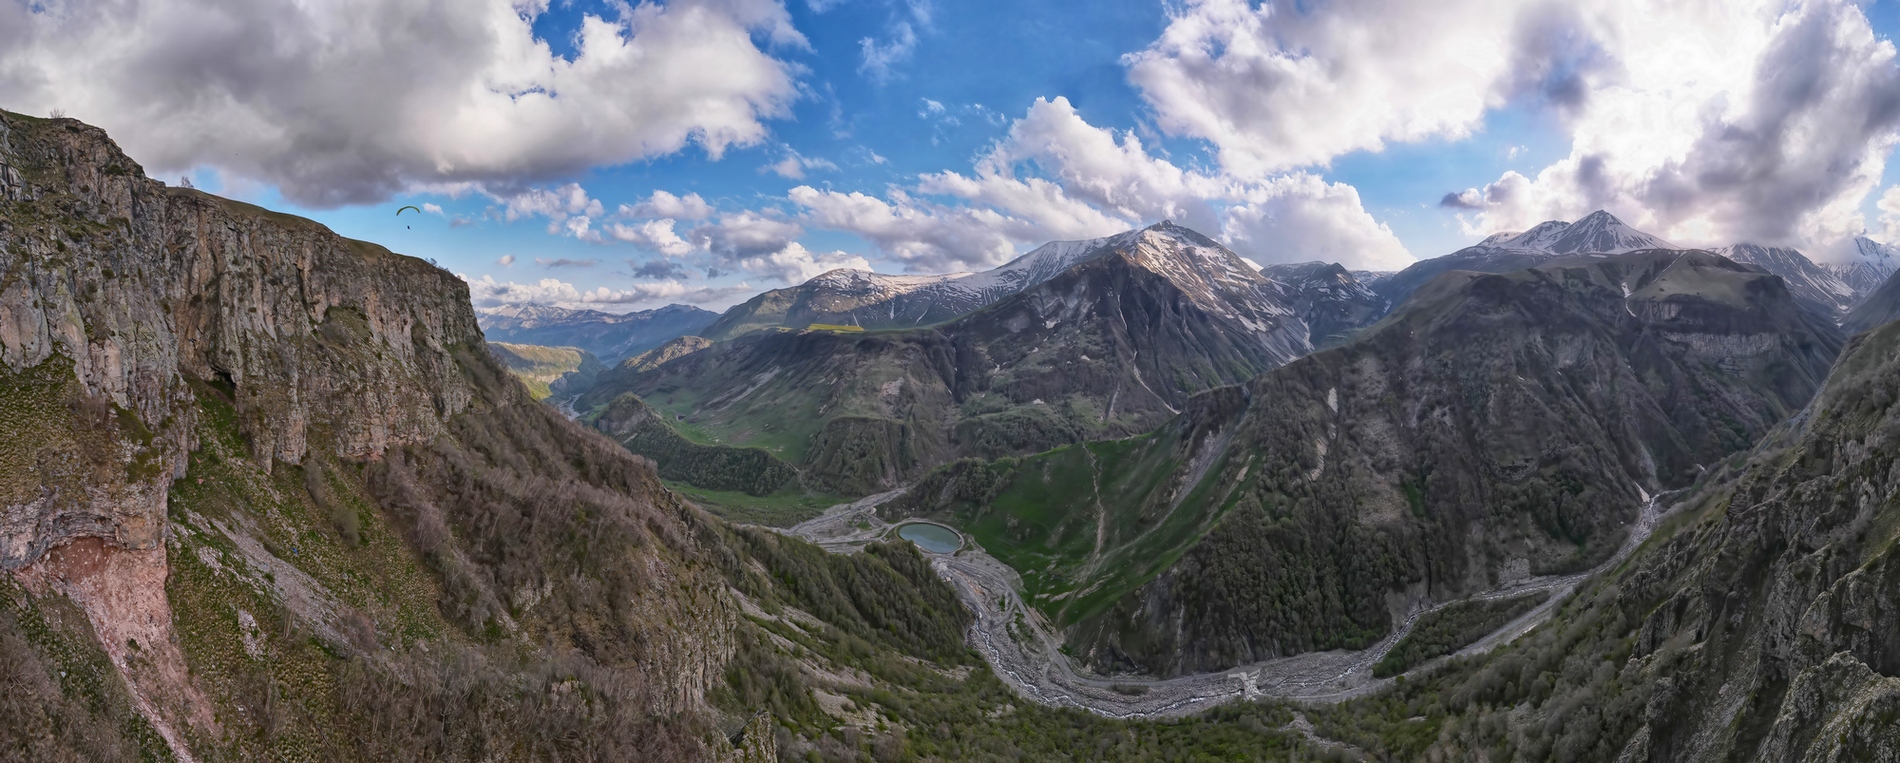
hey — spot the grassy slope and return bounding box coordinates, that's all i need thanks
[487,342,593,400]
[898,425,1250,629]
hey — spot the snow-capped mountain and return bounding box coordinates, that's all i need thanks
[1827,236,1900,298]
[1472,212,1677,255]
[1540,210,1679,254]
[1714,243,1859,319]
[1379,210,1678,307]
[702,225,1206,340]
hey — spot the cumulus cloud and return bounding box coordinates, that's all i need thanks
[688,212,805,259]
[619,190,715,220]
[1223,175,1412,268]
[504,184,603,225]
[0,0,806,206]
[736,242,874,283]
[1459,2,1900,253]
[496,254,515,267]
[795,97,1412,270]
[606,219,698,257]
[462,274,753,309]
[1126,0,1526,176]
[791,186,1028,271]
[1879,186,1900,244]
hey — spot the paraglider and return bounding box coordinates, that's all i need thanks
[397,205,421,228]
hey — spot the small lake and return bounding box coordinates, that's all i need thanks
[897,523,961,554]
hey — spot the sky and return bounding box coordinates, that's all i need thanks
[6,0,1900,313]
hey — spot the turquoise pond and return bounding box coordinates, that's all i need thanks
[897,523,961,553]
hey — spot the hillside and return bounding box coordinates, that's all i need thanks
[0,110,766,761]
[477,302,716,362]
[1318,311,1900,760]
[579,222,1315,495]
[897,250,1844,677]
[487,342,602,399]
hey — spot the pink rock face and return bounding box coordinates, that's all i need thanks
[16,538,216,762]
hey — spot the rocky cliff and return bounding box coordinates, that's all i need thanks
[0,110,743,761]
[1350,314,1900,762]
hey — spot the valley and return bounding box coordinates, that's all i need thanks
[12,101,1900,763]
[776,481,1681,719]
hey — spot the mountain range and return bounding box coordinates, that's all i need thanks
[476,302,717,362]
[577,222,1338,495]
[893,247,1845,675]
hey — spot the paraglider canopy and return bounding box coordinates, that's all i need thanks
[396,205,422,216]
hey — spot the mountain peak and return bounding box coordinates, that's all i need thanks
[1546,209,1676,254]
[1484,210,1674,255]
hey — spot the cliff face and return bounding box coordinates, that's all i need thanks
[0,112,478,568]
[0,111,736,761]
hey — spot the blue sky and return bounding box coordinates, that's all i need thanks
[13,0,1900,311]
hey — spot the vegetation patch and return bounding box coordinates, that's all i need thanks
[1375,591,1553,678]
[666,481,846,527]
[588,393,798,496]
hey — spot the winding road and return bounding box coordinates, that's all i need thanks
[778,487,1677,719]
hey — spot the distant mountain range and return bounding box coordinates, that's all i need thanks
[487,211,1900,511]
[1374,210,1899,324]
[576,222,1356,494]
[476,302,717,362]
[700,234,1120,340]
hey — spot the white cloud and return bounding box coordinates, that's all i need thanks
[736,242,874,283]
[1878,186,1900,244]
[497,254,515,267]
[1125,0,1526,176]
[1,0,806,206]
[790,186,1028,271]
[1127,0,1900,257]
[764,148,840,180]
[1224,175,1412,270]
[502,183,603,224]
[1456,1,1900,255]
[798,97,1411,270]
[462,274,752,309]
[689,211,805,258]
[861,22,919,83]
[619,190,714,220]
[607,219,698,257]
